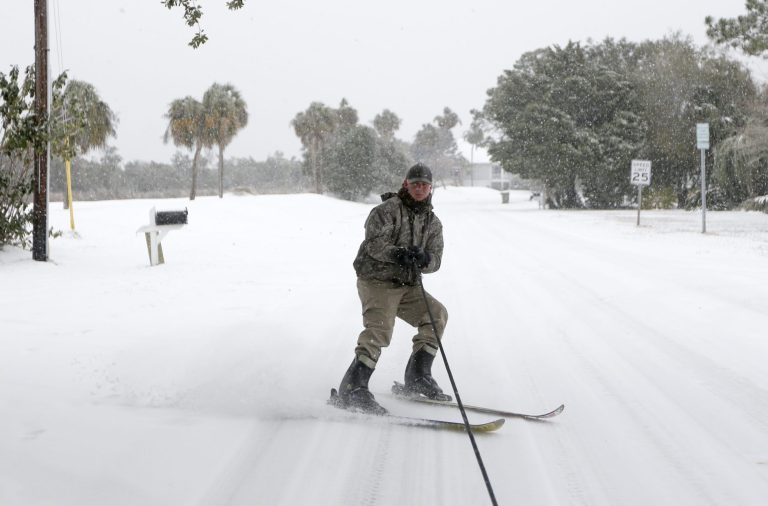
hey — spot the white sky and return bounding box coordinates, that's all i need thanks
[1,0,763,164]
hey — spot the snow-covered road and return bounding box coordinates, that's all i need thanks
[2,188,768,505]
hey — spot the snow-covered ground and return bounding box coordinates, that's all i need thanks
[2,187,768,505]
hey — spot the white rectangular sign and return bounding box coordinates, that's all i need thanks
[630,160,652,186]
[697,123,710,150]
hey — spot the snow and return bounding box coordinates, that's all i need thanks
[2,187,768,505]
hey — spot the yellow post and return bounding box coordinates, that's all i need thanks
[65,158,75,230]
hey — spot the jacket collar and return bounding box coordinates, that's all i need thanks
[380,187,431,214]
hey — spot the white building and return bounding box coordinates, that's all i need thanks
[461,163,531,191]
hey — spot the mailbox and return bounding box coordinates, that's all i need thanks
[155,209,188,226]
[137,207,189,266]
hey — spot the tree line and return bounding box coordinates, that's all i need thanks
[290,99,466,201]
[46,149,303,201]
[474,34,761,209]
[43,99,466,204]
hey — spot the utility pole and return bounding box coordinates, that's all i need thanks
[33,0,50,261]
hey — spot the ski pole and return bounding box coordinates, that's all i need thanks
[418,275,499,506]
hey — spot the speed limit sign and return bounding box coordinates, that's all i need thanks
[631,160,651,186]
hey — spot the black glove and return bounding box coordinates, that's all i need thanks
[394,246,431,268]
[394,247,415,267]
[407,245,431,268]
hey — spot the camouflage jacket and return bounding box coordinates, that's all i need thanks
[353,189,443,286]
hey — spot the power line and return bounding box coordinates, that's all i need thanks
[52,0,64,75]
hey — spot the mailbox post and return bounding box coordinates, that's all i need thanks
[136,207,188,266]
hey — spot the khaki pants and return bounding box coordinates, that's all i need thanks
[354,277,448,369]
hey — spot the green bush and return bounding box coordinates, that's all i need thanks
[0,156,33,249]
[1,66,38,250]
[641,186,677,209]
[742,195,768,213]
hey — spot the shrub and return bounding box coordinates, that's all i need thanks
[0,154,33,249]
[742,195,768,213]
[641,186,677,209]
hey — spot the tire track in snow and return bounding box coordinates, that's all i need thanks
[485,211,768,505]
[538,275,768,505]
[440,209,600,505]
[200,417,395,506]
[452,248,614,505]
[197,420,285,506]
[444,205,768,505]
[340,423,393,506]
[502,214,768,431]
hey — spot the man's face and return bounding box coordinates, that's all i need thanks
[405,180,432,201]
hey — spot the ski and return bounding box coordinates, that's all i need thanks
[328,388,505,432]
[390,381,565,421]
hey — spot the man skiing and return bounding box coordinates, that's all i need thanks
[336,162,450,415]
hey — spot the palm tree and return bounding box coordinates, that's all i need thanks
[291,102,337,193]
[463,118,485,187]
[411,107,463,187]
[434,107,460,130]
[373,109,401,141]
[57,80,117,153]
[54,79,118,211]
[336,98,358,133]
[202,83,248,198]
[164,96,208,200]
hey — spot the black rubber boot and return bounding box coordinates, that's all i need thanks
[404,348,452,401]
[338,358,388,415]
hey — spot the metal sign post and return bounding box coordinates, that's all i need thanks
[630,160,651,226]
[697,123,709,234]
